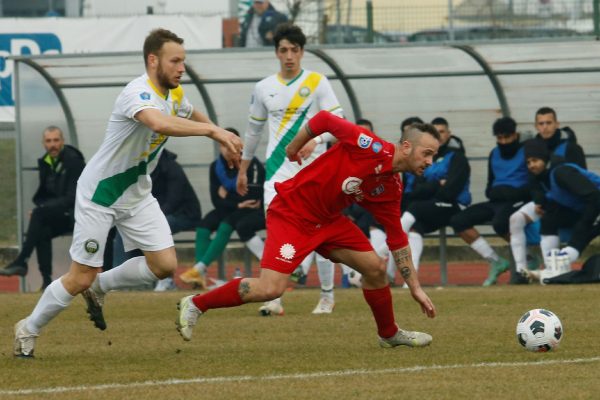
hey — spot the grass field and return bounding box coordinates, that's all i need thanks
[0,285,599,399]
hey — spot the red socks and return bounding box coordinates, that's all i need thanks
[192,278,244,313]
[362,285,398,339]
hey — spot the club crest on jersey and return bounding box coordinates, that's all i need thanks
[278,243,296,262]
[357,133,373,149]
[370,184,385,196]
[372,142,382,153]
[298,86,311,98]
[140,92,151,100]
[84,239,99,254]
[342,177,365,201]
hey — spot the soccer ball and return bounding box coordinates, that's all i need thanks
[516,309,563,352]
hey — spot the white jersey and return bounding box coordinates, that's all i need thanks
[77,73,193,210]
[243,69,343,195]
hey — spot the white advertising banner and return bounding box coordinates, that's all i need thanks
[0,15,222,121]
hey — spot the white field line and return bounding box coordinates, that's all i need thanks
[1,356,599,396]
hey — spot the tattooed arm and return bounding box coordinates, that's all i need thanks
[391,245,437,318]
[391,246,419,289]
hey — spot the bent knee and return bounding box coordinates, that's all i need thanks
[361,258,387,281]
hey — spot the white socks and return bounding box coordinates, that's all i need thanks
[401,212,416,232]
[408,231,423,271]
[470,237,498,262]
[510,211,529,272]
[340,264,353,275]
[541,235,560,258]
[245,235,264,259]
[316,254,334,294]
[300,252,314,275]
[193,261,207,274]
[26,279,75,335]
[369,228,388,257]
[97,256,159,293]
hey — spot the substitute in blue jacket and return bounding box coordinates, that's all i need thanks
[400,117,471,274]
[450,117,531,286]
[523,139,600,272]
[509,107,587,278]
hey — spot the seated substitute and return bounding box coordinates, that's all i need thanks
[111,148,203,291]
[180,128,266,289]
[522,139,600,283]
[509,106,586,278]
[401,117,471,275]
[0,126,85,289]
[176,111,438,349]
[449,117,531,286]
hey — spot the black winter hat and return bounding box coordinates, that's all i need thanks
[523,138,550,162]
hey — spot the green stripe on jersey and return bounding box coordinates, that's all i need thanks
[91,141,166,207]
[265,105,310,181]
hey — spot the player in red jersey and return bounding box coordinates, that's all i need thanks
[177,110,440,348]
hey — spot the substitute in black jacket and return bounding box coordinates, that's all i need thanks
[0,126,85,289]
[400,117,471,274]
[180,128,266,288]
[239,0,288,47]
[450,117,532,286]
[524,139,600,277]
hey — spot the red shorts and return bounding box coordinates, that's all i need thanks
[261,196,373,274]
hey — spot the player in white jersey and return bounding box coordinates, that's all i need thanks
[243,23,343,316]
[13,29,243,358]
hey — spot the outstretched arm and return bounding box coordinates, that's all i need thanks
[390,246,436,318]
[136,108,242,168]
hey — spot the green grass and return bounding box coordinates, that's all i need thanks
[0,139,17,246]
[0,285,599,399]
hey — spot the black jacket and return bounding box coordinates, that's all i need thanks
[532,158,600,250]
[536,127,586,168]
[407,135,470,203]
[239,3,288,47]
[209,156,265,213]
[531,127,587,205]
[151,149,201,226]
[33,144,85,214]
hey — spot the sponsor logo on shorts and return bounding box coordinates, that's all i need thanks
[84,239,100,254]
[372,142,382,153]
[357,133,373,149]
[140,92,151,100]
[276,243,296,263]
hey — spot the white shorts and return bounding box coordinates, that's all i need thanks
[69,192,173,267]
[516,201,541,222]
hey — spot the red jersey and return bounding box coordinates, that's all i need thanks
[274,111,407,250]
